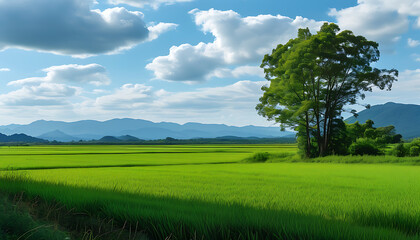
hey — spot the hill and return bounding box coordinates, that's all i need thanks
[0,118,293,142]
[0,133,46,143]
[98,136,122,142]
[346,102,420,139]
[38,130,80,142]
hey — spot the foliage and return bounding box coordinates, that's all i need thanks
[393,138,420,157]
[348,138,381,156]
[296,119,401,157]
[257,23,398,157]
[409,146,420,157]
[393,143,408,157]
[392,139,420,157]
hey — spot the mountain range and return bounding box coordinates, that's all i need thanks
[346,102,420,139]
[0,102,418,143]
[0,133,46,143]
[0,119,293,142]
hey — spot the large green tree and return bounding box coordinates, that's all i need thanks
[257,23,398,157]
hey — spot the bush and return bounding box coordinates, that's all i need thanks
[245,152,270,163]
[410,138,420,148]
[409,146,420,157]
[393,143,407,157]
[349,138,381,156]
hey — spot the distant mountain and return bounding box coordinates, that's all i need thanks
[118,135,141,141]
[38,130,80,142]
[0,118,293,142]
[346,102,420,138]
[98,136,121,142]
[0,133,46,143]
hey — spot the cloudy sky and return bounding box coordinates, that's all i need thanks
[0,0,418,126]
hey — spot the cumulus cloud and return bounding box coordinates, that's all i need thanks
[95,84,156,110]
[9,64,110,86]
[3,63,108,107]
[147,23,178,41]
[0,83,79,106]
[408,38,420,47]
[0,79,271,125]
[0,0,173,57]
[212,66,264,79]
[0,68,10,72]
[92,80,267,111]
[146,9,324,82]
[158,80,267,109]
[367,69,420,103]
[108,0,193,9]
[77,80,269,125]
[329,0,420,50]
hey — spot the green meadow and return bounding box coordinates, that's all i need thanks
[1,145,420,239]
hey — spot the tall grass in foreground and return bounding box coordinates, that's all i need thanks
[0,174,417,240]
[0,194,69,240]
[2,145,420,239]
[10,162,420,237]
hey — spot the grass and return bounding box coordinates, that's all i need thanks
[1,144,420,239]
[0,174,417,240]
[0,145,296,170]
[245,151,420,165]
[0,193,69,240]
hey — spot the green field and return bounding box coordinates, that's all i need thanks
[1,145,420,239]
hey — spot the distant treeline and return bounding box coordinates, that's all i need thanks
[0,137,296,146]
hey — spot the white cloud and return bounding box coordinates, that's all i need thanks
[146,42,223,82]
[367,69,420,103]
[95,84,155,110]
[157,80,267,110]
[146,9,324,82]
[0,0,174,57]
[329,0,420,50]
[91,81,268,112]
[79,80,269,125]
[108,0,193,9]
[3,63,107,107]
[0,78,272,126]
[408,38,420,47]
[0,82,79,106]
[9,64,110,86]
[147,23,178,41]
[0,68,10,72]
[212,66,264,79]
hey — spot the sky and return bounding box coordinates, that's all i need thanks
[0,0,418,126]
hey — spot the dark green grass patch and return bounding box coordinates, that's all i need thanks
[242,152,296,163]
[0,194,69,240]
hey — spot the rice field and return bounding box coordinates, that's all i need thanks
[1,144,420,239]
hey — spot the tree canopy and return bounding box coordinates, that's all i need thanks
[257,23,398,158]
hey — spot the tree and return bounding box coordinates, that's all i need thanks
[257,23,398,157]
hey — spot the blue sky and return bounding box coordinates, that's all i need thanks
[0,0,418,126]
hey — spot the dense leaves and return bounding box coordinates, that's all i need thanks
[257,23,398,157]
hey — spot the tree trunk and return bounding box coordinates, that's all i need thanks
[305,112,311,158]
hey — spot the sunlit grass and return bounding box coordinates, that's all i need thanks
[1,144,420,239]
[0,144,296,170]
